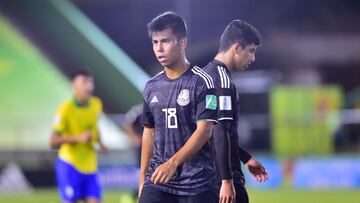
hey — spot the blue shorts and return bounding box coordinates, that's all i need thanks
[55,158,101,202]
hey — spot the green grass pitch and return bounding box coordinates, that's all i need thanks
[1,188,360,203]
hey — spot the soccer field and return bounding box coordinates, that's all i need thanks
[1,188,359,203]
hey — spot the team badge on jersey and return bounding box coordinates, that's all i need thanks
[177,89,190,106]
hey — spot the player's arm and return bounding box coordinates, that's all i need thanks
[122,105,143,147]
[151,121,214,184]
[50,104,92,148]
[214,120,235,203]
[139,93,155,196]
[244,157,268,182]
[122,121,142,147]
[236,142,268,182]
[138,127,155,196]
[96,131,109,154]
[50,131,91,148]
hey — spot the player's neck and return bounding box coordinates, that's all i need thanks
[214,52,233,71]
[74,95,89,106]
[164,57,190,80]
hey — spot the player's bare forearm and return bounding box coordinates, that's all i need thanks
[49,131,91,148]
[171,121,214,165]
[139,127,155,196]
[151,121,214,184]
[97,133,109,154]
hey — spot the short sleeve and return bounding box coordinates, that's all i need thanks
[195,80,218,123]
[52,104,67,134]
[216,87,234,121]
[142,85,155,128]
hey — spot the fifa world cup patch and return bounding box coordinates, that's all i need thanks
[219,96,232,110]
[206,95,217,110]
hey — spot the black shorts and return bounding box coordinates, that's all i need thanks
[215,183,249,203]
[139,185,217,203]
[234,184,249,203]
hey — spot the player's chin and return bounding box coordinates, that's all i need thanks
[158,61,169,67]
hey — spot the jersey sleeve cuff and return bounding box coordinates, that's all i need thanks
[196,119,218,124]
[218,117,233,121]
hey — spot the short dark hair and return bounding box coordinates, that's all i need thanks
[147,11,187,40]
[70,69,92,81]
[219,19,261,52]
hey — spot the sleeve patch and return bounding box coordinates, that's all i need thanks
[206,95,217,110]
[219,96,232,110]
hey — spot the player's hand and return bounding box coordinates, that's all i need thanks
[219,179,235,203]
[99,143,109,154]
[151,159,178,184]
[76,131,92,143]
[245,158,268,182]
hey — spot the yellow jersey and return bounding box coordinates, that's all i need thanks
[52,96,102,173]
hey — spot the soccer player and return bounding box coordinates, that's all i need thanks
[202,20,268,203]
[138,11,218,203]
[121,103,143,199]
[122,103,143,167]
[50,70,108,203]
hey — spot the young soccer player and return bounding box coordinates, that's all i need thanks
[203,20,268,203]
[138,11,218,203]
[50,70,108,203]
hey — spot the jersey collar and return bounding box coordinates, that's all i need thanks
[211,59,230,73]
[73,97,89,107]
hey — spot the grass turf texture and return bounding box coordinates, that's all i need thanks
[1,188,359,203]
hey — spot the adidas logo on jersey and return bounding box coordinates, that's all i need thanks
[150,96,159,103]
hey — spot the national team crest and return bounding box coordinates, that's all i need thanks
[177,89,190,106]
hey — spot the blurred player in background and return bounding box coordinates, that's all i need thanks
[202,20,268,203]
[121,103,143,200]
[122,103,143,166]
[50,70,108,203]
[139,11,218,203]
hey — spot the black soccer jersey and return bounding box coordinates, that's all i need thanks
[202,60,249,186]
[142,65,218,195]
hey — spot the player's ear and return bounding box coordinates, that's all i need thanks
[234,43,244,55]
[179,37,187,50]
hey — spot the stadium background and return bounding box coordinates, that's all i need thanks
[1,0,360,202]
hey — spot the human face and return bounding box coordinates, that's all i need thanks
[151,28,185,68]
[233,43,257,71]
[72,75,94,102]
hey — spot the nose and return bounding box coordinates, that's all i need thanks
[154,43,163,53]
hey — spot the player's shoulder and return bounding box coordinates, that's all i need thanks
[59,98,73,110]
[190,65,215,89]
[202,61,219,76]
[89,96,102,104]
[146,70,164,84]
[202,61,231,89]
[89,96,103,110]
[56,98,73,115]
[143,70,164,93]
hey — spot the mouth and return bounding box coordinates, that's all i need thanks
[157,56,167,63]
